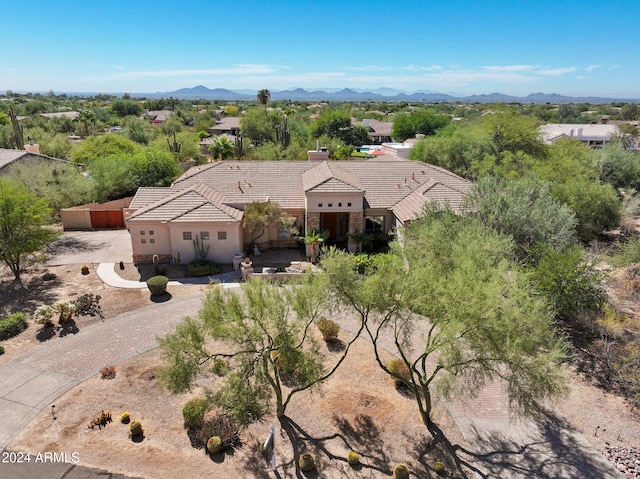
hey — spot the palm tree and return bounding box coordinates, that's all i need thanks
[76,109,96,137]
[303,229,329,264]
[348,231,373,253]
[209,136,235,161]
[257,89,271,115]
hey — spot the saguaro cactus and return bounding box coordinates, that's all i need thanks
[275,115,290,150]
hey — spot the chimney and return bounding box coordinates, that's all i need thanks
[24,143,40,154]
[307,142,329,161]
[577,127,583,137]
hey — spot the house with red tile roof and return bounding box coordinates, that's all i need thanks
[125,152,471,264]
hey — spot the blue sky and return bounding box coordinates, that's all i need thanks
[3,0,639,98]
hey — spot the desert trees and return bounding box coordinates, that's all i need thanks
[242,201,297,253]
[320,209,567,437]
[0,180,60,282]
[159,276,364,423]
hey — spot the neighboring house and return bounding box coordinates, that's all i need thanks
[539,123,636,149]
[0,148,73,175]
[353,118,393,144]
[199,133,236,156]
[39,111,80,120]
[207,117,240,136]
[125,152,471,264]
[144,110,173,125]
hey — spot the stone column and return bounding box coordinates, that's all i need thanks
[347,211,364,253]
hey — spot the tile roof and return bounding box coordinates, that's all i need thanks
[127,183,243,223]
[393,179,471,222]
[0,149,29,170]
[539,123,620,144]
[301,162,364,193]
[165,159,471,221]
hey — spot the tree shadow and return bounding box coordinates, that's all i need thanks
[150,292,172,303]
[45,235,101,257]
[0,275,59,319]
[326,339,346,352]
[332,413,390,472]
[451,409,619,479]
[58,319,79,337]
[36,324,57,342]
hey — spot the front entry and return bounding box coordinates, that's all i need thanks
[320,212,349,247]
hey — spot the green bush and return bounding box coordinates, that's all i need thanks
[317,317,340,341]
[196,413,240,451]
[613,236,640,266]
[146,275,169,296]
[182,397,209,429]
[186,260,219,277]
[347,451,360,465]
[0,312,28,340]
[42,272,57,281]
[387,358,411,384]
[0,345,5,355]
[299,453,316,472]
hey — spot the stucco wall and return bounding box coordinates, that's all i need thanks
[129,223,173,262]
[168,223,243,264]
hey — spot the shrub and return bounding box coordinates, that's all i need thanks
[186,260,219,277]
[347,450,360,465]
[52,301,76,322]
[42,272,57,281]
[299,453,316,472]
[0,312,28,340]
[100,366,116,379]
[206,436,222,455]
[73,293,103,318]
[317,317,340,341]
[120,412,130,423]
[146,275,169,296]
[196,412,240,451]
[34,305,55,326]
[182,397,209,429]
[129,420,143,436]
[434,461,446,474]
[393,463,410,479]
[387,358,411,385]
[0,345,5,355]
[81,264,90,275]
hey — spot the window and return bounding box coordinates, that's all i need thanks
[347,202,352,207]
[200,232,210,240]
[365,216,385,233]
[183,232,192,240]
[141,239,146,244]
[150,238,155,244]
[140,231,145,236]
[149,230,154,235]
[338,202,342,207]
[318,203,323,207]
[328,203,333,207]
[218,231,227,240]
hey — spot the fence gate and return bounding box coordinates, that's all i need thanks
[90,210,125,229]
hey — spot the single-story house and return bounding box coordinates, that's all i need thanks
[539,123,637,149]
[0,147,73,175]
[207,117,240,137]
[353,118,393,144]
[144,110,173,125]
[125,151,471,264]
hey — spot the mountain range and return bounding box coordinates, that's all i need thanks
[137,85,636,104]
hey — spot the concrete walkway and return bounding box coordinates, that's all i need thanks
[96,263,242,289]
[0,272,624,478]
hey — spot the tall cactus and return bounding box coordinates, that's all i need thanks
[275,115,290,150]
[8,105,24,150]
[234,135,243,157]
[167,132,181,155]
